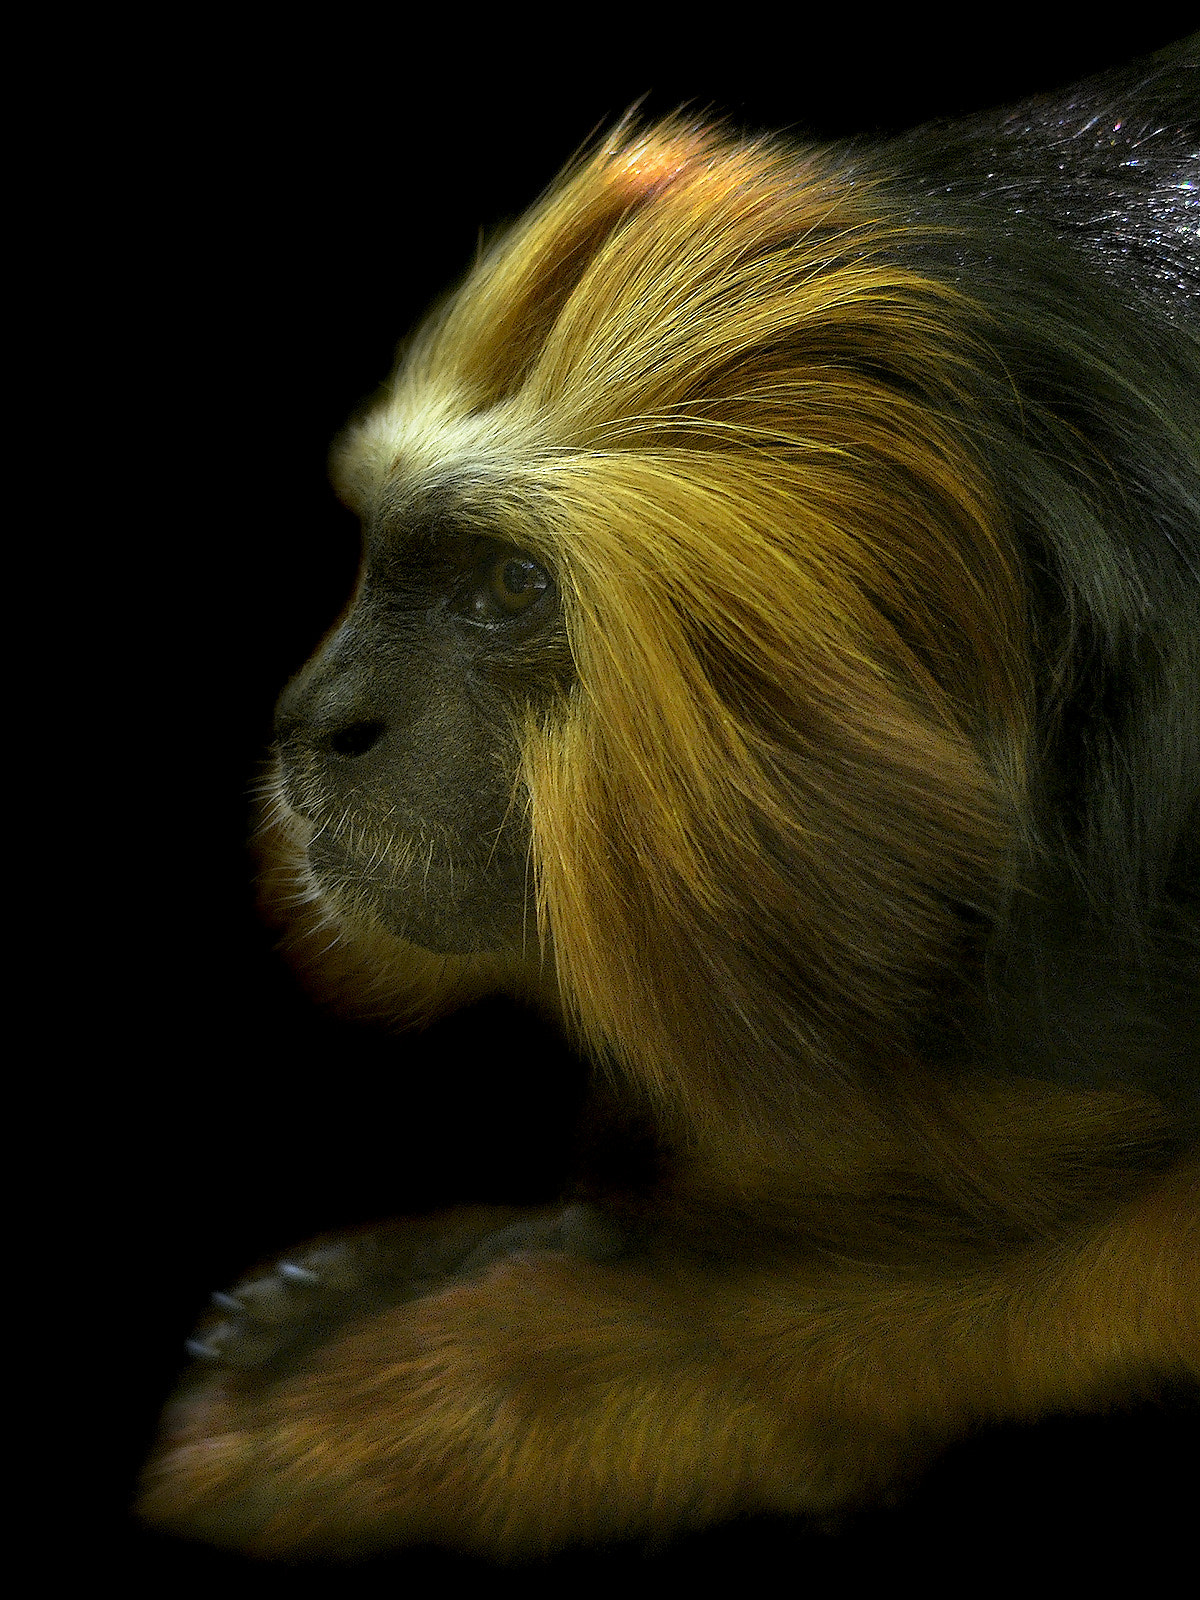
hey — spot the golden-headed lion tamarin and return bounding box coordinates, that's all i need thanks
[140,39,1198,1560]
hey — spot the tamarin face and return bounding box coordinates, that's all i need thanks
[271,502,571,956]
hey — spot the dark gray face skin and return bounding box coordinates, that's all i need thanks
[273,513,571,954]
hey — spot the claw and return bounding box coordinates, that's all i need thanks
[278,1260,319,1283]
[185,1333,227,1361]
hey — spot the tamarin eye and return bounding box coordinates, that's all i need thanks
[471,549,553,621]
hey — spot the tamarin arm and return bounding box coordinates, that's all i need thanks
[137,1160,1197,1559]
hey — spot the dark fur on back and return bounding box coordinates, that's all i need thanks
[884,43,1199,1113]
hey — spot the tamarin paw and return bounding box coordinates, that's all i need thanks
[179,1203,623,1381]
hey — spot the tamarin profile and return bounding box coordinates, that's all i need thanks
[140,38,1198,1558]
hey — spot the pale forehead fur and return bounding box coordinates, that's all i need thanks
[331,392,552,526]
[326,118,880,538]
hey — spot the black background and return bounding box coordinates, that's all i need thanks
[85,15,1198,1585]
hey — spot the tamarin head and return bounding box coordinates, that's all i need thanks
[258,118,1045,1121]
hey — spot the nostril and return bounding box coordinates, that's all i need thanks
[327,718,386,758]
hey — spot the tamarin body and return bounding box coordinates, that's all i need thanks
[141,39,1198,1558]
